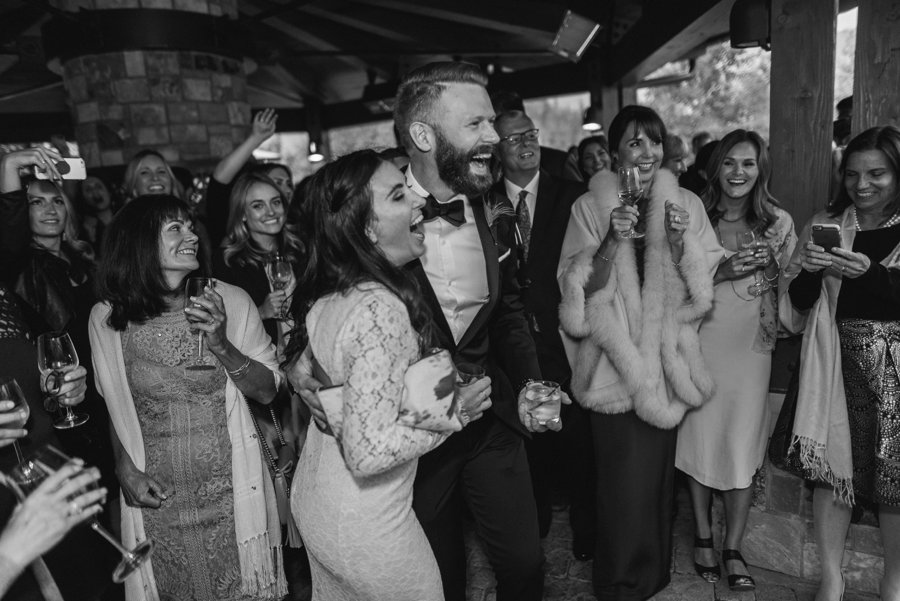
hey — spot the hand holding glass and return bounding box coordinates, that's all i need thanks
[738,231,770,297]
[616,166,644,239]
[0,378,29,462]
[265,256,292,320]
[7,445,153,583]
[36,331,88,429]
[455,362,485,385]
[523,380,561,426]
[184,278,217,371]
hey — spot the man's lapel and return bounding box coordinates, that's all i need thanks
[406,259,455,349]
[457,194,498,350]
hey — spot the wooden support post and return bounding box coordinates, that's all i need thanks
[852,0,900,133]
[768,0,838,228]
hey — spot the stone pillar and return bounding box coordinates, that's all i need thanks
[44,0,251,169]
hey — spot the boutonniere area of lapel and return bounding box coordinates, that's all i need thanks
[483,197,515,260]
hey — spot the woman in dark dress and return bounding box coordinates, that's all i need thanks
[213,171,304,350]
[558,106,722,600]
[780,125,900,601]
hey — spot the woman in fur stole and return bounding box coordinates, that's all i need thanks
[558,106,722,600]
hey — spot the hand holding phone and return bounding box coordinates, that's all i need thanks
[34,157,86,181]
[811,223,842,253]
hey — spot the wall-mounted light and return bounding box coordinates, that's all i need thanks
[582,105,603,132]
[730,0,770,50]
[549,10,601,63]
[308,140,324,163]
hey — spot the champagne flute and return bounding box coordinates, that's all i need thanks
[36,331,88,429]
[184,277,217,371]
[0,378,29,463]
[8,445,154,583]
[738,231,768,297]
[265,255,292,320]
[617,166,644,239]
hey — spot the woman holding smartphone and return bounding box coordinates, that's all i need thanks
[780,125,900,601]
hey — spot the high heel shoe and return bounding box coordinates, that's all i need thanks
[722,549,756,592]
[693,536,720,583]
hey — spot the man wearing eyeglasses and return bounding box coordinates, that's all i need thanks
[493,109,595,560]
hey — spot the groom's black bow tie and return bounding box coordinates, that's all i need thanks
[421,195,466,227]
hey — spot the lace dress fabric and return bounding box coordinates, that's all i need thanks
[292,285,447,601]
[123,311,253,601]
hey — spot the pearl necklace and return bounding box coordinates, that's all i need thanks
[852,206,900,231]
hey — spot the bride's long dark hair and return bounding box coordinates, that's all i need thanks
[284,149,433,361]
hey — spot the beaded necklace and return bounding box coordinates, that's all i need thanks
[851,206,900,231]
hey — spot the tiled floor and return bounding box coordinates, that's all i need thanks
[464,488,880,601]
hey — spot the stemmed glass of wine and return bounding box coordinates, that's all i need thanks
[184,277,217,371]
[738,230,770,297]
[616,166,644,239]
[0,378,29,462]
[7,445,154,583]
[36,331,88,429]
[265,255,292,320]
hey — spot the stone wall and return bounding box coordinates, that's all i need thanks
[710,392,885,595]
[62,50,250,168]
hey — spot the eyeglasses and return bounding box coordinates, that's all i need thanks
[500,128,539,146]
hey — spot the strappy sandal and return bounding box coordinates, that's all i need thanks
[693,536,720,583]
[722,549,756,591]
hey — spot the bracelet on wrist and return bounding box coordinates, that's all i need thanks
[226,356,252,380]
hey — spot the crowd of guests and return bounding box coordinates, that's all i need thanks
[0,60,897,601]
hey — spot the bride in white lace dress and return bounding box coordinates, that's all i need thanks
[285,151,491,601]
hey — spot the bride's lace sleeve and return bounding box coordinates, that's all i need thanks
[338,291,447,477]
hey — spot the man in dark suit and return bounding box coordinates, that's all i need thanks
[394,62,565,601]
[492,109,595,559]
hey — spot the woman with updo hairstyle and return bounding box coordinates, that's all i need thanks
[283,149,488,600]
[558,105,722,599]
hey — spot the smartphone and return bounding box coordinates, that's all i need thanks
[811,223,842,252]
[34,157,87,181]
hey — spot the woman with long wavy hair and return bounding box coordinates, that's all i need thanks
[676,129,797,591]
[214,171,304,348]
[284,149,488,601]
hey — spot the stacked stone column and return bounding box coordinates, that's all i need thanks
[47,0,251,168]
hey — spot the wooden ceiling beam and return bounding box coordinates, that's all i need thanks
[299,4,421,46]
[351,0,561,40]
[605,0,731,86]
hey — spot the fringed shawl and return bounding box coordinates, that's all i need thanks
[778,207,900,505]
[558,169,722,429]
[89,281,287,601]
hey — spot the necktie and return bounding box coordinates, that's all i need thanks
[421,195,466,227]
[516,190,531,261]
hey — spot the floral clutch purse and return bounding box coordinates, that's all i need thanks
[314,348,462,437]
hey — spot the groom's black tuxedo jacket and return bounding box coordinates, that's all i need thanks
[405,193,541,437]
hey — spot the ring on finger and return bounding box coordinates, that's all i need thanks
[68,501,80,517]
[673,215,681,224]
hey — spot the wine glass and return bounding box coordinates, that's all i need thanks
[183,277,217,371]
[616,166,644,239]
[36,331,88,429]
[265,255,292,320]
[0,378,29,463]
[738,231,769,297]
[455,362,485,385]
[7,445,154,583]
